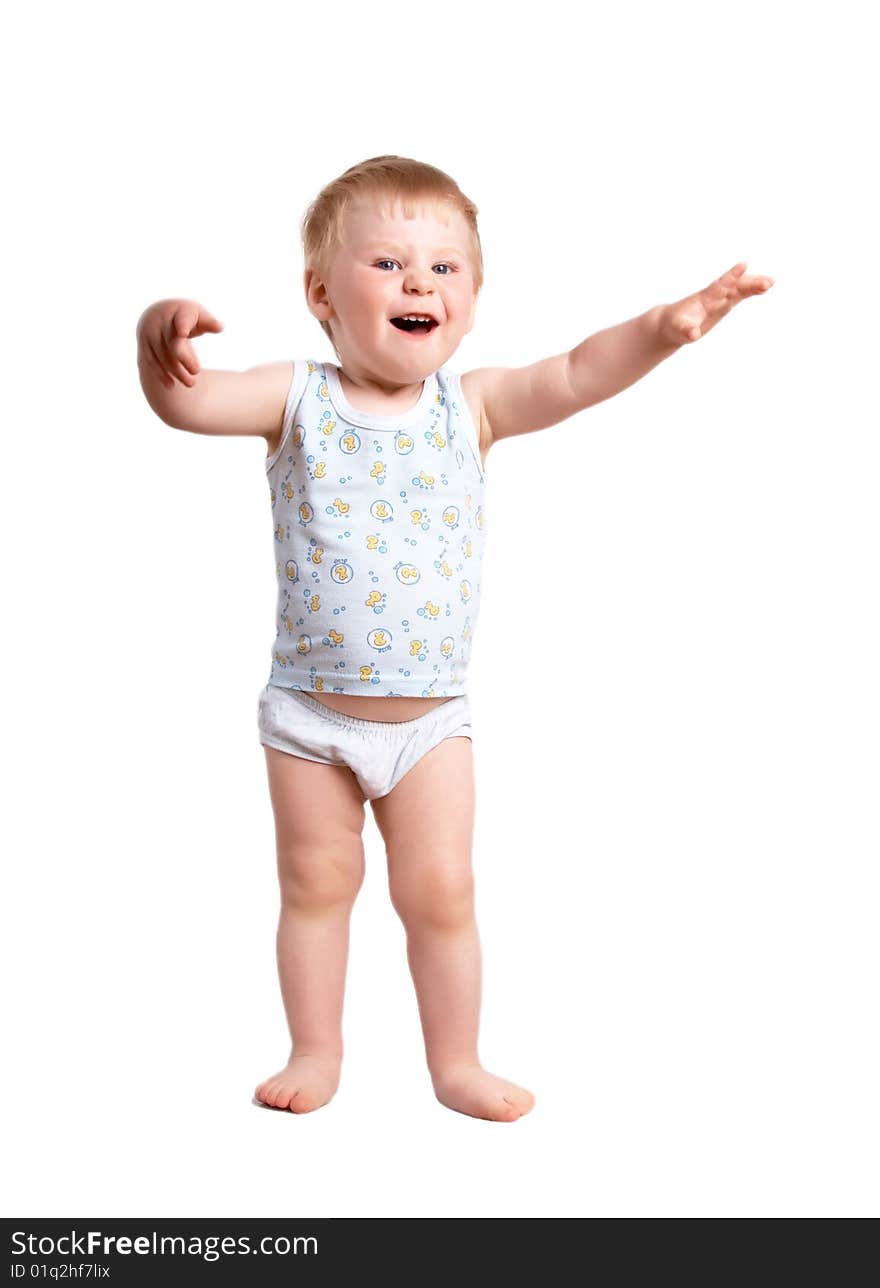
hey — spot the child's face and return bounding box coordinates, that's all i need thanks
[307,199,478,380]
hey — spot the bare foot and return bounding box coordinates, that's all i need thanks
[431,1063,535,1122]
[254,1053,341,1114]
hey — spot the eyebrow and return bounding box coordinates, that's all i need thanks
[364,242,466,257]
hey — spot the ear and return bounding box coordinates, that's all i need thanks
[304,267,332,322]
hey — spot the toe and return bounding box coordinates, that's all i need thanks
[289,1090,320,1113]
[498,1099,522,1121]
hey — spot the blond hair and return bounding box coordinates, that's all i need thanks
[301,155,484,356]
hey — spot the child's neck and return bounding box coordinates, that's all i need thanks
[335,362,428,416]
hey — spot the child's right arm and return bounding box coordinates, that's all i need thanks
[135,298,291,444]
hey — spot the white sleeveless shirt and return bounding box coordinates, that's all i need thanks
[265,360,487,698]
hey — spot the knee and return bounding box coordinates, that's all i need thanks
[278,844,365,913]
[390,862,475,931]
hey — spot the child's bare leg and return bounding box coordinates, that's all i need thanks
[255,747,366,1113]
[371,737,535,1122]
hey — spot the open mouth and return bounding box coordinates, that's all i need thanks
[390,317,439,336]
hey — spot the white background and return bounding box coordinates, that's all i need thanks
[3,0,877,1218]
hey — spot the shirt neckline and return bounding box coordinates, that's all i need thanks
[324,362,438,431]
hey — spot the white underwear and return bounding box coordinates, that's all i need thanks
[257,683,473,800]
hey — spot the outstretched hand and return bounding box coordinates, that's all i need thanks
[660,263,774,345]
[136,299,224,389]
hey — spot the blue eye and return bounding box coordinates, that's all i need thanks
[374,260,456,274]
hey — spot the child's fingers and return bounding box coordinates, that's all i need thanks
[194,308,224,335]
[720,264,774,296]
[734,274,774,297]
[161,315,201,379]
[178,303,224,339]
[142,338,174,389]
[172,334,200,376]
[171,301,200,340]
[159,328,198,387]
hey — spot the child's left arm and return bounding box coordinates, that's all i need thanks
[474,262,774,448]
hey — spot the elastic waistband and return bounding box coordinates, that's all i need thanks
[271,684,468,735]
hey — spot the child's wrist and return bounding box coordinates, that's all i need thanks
[653,304,687,352]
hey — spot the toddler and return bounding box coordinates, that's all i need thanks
[136,154,773,1121]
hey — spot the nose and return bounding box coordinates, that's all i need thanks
[404,265,434,293]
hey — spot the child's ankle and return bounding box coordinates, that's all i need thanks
[289,1043,343,1064]
[428,1053,480,1079]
